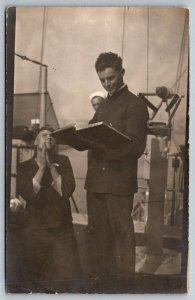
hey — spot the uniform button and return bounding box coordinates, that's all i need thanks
[102,167,106,171]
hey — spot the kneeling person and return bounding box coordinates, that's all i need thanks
[17,126,83,292]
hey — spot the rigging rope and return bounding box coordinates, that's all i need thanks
[170,10,188,151]
[143,8,150,180]
[121,7,126,59]
[146,8,150,97]
[171,67,188,91]
[174,10,188,94]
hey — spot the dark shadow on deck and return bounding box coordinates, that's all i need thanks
[6,219,186,294]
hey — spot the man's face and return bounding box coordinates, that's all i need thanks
[97,67,124,95]
[35,129,55,151]
[91,96,104,111]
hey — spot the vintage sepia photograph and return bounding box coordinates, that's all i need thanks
[6,6,189,293]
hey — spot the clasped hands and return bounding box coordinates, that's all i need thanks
[39,143,54,169]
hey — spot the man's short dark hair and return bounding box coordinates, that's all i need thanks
[35,124,54,138]
[38,125,54,134]
[95,52,123,72]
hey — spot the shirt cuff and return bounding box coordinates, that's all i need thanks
[33,177,42,193]
[51,175,63,196]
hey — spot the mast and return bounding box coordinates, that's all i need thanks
[39,65,48,127]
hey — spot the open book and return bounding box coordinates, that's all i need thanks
[51,122,132,151]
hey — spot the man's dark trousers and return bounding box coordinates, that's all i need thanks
[92,193,135,278]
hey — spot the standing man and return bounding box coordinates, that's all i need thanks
[85,52,149,279]
[17,125,83,292]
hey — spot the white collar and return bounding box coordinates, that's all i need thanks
[108,84,126,97]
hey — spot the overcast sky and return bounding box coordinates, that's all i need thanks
[14,7,188,149]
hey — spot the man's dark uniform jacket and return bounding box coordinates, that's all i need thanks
[85,85,149,195]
